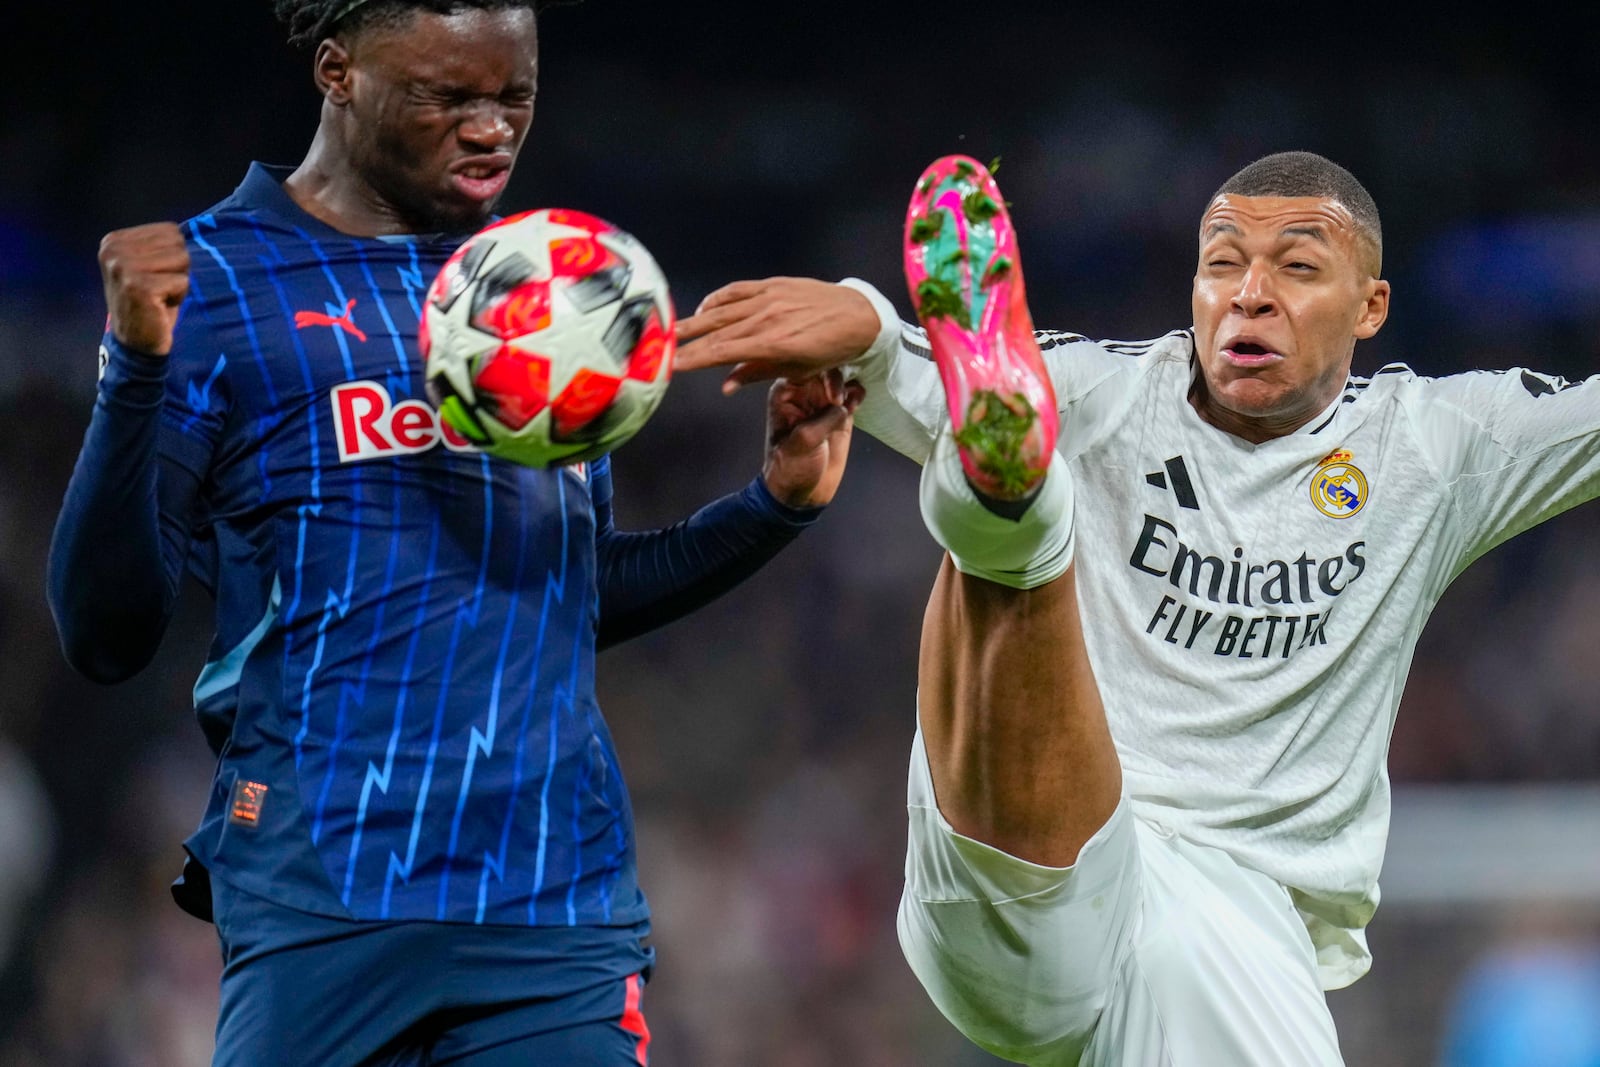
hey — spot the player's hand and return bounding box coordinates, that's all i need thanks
[761,369,866,509]
[675,277,881,395]
[99,222,191,357]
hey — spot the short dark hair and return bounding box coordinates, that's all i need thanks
[273,0,546,49]
[1214,151,1382,271]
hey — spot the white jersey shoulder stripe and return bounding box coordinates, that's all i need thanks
[896,324,1189,361]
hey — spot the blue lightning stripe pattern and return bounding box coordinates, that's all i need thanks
[354,244,416,391]
[191,216,279,496]
[289,229,365,786]
[145,164,645,930]
[182,354,228,434]
[309,467,401,847]
[381,516,461,918]
[311,255,413,846]
[438,469,522,919]
[253,236,344,777]
[345,512,441,909]
[394,240,428,327]
[381,467,494,917]
[525,474,575,923]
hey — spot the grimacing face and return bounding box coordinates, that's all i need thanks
[339,8,538,234]
[1189,195,1390,443]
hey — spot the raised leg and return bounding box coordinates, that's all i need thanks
[903,155,1121,865]
[917,554,1120,867]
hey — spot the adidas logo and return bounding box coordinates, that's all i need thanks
[1145,455,1199,511]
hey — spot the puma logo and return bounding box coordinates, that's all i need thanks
[294,298,369,342]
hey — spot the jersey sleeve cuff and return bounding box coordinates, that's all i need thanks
[98,334,169,408]
[745,476,825,528]
[836,277,904,382]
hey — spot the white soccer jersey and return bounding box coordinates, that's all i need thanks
[840,279,1600,989]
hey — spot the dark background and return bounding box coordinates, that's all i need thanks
[2,3,1599,1064]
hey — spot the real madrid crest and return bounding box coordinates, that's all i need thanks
[1310,448,1367,518]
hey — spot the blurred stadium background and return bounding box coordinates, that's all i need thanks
[3,2,1599,1063]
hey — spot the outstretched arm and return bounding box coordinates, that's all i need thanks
[676,276,952,463]
[674,277,884,393]
[1412,366,1600,570]
[595,372,863,648]
[676,275,1143,466]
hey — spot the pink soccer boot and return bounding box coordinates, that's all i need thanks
[903,155,1057,501]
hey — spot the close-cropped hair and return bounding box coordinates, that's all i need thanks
[1214,151,1383,272]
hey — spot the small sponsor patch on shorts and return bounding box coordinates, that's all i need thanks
[230,779,269,826]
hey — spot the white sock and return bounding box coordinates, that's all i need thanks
[918,429,1075,590]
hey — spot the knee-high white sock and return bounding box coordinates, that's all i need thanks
[918,430,1075,590]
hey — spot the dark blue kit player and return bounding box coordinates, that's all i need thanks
[47,2,863,1064]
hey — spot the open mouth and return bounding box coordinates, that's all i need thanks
[1223,340,1282,366]
[451,162,511,203]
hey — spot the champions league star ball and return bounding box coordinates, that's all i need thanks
[421,208,675,468]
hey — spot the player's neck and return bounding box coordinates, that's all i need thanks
[1187,382,1321,444]
[283,132,411,239]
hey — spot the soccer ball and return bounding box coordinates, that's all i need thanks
[420,208,675,468]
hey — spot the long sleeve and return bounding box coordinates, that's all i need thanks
[592,457,822,649]
[46,336,212,682]
[1401,365,1600,570]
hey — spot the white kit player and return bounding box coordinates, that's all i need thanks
[675,151,1600,1065]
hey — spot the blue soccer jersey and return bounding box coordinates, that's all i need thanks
[50,163,819,930]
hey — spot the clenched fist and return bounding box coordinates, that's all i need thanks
[98,222,191,357]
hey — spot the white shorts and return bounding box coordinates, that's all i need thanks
[897,729,1345,1067]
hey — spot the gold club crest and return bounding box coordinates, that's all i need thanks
[1310,448,1367,518]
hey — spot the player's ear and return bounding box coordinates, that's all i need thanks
[313,38,355,105]
[1354,278,1390,340]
